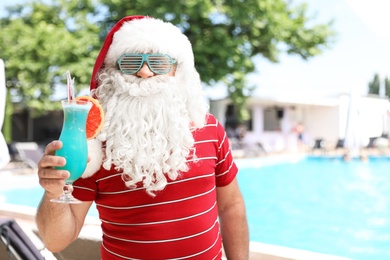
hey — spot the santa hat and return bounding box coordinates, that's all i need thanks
[90,15,195,91]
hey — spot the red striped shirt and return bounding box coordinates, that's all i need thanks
[73,114,238,259]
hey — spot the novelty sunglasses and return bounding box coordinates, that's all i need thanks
[117,53,177,75]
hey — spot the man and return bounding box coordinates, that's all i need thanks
[36,15,249,259]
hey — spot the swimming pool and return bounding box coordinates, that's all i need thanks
[1,156,390,260]
[236,155,390,260]
[0,173,100,218]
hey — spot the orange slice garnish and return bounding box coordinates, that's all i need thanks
[75,96,104,140]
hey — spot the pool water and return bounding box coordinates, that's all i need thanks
[236,156,390,260]
[0,184,99,218]
[2,156,390,260]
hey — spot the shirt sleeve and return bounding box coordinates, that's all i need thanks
[213,116,238,187]
[72,174,99,201]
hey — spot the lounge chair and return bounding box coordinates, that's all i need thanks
[13,142,44,169]
[0,218,44,260]
[335,139,345,149]
[311,138,327,153]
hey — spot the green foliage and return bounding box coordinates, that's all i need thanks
[0,0,101,115]
[1,0,335,123]
[368,74,390,99]
[368,73,381,96]
[3,89,12,143]
[385,77,390,98]
[99,0,335,122]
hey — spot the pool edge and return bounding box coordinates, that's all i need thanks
[0,203,352,260]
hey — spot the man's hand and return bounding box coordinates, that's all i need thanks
[37,140,70,199]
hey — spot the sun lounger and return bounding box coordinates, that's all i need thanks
[0,218,44,260]
[13,142,44,169]
[311,138,327,153]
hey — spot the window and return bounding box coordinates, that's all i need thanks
[264,107,283,131]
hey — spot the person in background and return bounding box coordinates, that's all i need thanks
[343,151,351,162]
[359,151,368,162]
[36,15,249,259]
[295,122,305,146]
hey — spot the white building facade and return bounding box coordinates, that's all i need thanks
[210,94,390,153]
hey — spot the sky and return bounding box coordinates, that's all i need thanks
[248,0,390,98]
[1,0,390,99]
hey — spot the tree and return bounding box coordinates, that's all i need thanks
[98,0,335,121]
[0,0,101,141]
[368,73,381,96]
[1,0,335,135]
[385,77,390,98]
[0,0,101,114]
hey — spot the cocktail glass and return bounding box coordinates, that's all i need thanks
[50,99,92,204]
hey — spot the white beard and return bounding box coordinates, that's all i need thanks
[93,68,200,196]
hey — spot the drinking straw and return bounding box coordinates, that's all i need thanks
[66,70,75,102]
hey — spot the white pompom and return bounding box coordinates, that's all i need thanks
[82,139,103,178]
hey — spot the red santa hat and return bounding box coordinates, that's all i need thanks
[90,15,195,91]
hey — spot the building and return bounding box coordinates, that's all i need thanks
[210,93,390,154]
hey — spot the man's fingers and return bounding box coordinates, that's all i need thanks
[39,167,69,180]
[44,140,62,155]
[39,154,66,168]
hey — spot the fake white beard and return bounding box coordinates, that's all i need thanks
[93,68,200,196]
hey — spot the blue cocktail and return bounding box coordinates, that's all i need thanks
[51,100,92,203]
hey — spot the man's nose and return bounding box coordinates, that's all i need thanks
[136,63,154,78]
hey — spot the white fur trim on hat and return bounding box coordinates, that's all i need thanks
[105,17,194,75]
[82,139,103,178]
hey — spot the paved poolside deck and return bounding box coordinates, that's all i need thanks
[0,205,352,260]
[0,160,356,260]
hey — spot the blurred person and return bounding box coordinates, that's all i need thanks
[343,151,351,162]
[36,16,249,259]
[359,151,368,162]
[294,122,305,149]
